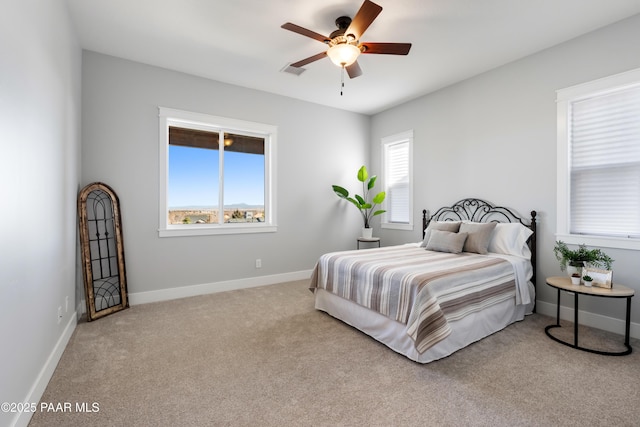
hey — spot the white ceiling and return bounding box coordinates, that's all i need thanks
[65,0,640,115]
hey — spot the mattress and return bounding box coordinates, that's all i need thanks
[310,243,535,363]
[315,282,534,363]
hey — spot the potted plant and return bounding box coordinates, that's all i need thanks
[332,165,386,238]
[570,273,581,286]
[582,275,594,287]
[553,241,614,276]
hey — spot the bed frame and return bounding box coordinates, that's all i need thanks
[422,198,537,308]
[313,197,538,363]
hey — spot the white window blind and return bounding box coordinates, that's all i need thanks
[381,130,413,230]
[569,84,640,238]
[386,141,410,222]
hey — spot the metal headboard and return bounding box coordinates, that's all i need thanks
[422,198,537,309]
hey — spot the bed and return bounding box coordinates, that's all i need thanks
[310,198,537,363]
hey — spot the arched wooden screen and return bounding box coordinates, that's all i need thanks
[78,182,128,321]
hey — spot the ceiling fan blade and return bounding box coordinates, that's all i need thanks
[281,23,330,43]
[361,42,412,55]
[346,61,363,79]
[290,52,327,68]
[346,0,383,40]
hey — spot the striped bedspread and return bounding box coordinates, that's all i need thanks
[309,245,517,353]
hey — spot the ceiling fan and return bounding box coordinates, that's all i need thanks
[281,0,411,79]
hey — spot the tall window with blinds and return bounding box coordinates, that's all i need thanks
[381,130,413,230]
[570,85,640,238]
[557,68,640,249]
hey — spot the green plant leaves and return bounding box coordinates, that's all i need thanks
[367,175,377,190]
[357,165,368,183]
[333,165,387,227]
[553,240,614,271]
[332,185,349,198]
[372,191,386,204]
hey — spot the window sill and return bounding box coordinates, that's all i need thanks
[159,224,277,237]
[381,223,413,231]
[555,233,640,251]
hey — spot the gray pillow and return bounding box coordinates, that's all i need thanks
[425,230,468,254]
[459,222,497,254]
[420,221,461,247]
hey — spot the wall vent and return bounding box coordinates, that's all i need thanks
[280,64,306,76]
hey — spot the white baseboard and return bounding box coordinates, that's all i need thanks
[536,300,639,340]
[11,313,77,427]
[76,300,85,316]
[128,270,313,305]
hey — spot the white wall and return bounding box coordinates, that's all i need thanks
[3,7,638,425]
[0,1,81,426]
[81,52,370,300]
[372,14,640,332]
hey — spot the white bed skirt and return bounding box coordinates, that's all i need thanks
[314,282,535,364]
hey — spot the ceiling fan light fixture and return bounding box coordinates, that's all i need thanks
[326,43,360,67]
[282,0,411,78]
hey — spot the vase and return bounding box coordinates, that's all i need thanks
[566,265,582,277]
[570,276,581,285]
[583,280,593,287]
[361,227,373,239]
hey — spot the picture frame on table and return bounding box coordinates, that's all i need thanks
[583,267,613,289]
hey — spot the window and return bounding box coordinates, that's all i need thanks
[381,130,413,230]
[556,68,640,250]
[159,107,277,237]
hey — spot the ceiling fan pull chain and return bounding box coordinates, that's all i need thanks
[340,65,345,96]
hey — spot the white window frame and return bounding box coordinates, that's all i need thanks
[381,130,413,231]
[556,68,640,250]
[158,107,277,237]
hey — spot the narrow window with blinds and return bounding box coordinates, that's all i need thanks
[557,67,640,250]
[381,130,413,230]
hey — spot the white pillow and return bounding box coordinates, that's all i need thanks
[488,223,533,258]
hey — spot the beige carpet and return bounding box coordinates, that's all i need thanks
[30,280,640,426]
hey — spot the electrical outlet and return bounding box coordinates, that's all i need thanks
[255,258,262,268]
[57,306,62,324]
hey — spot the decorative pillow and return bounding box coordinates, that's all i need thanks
[459,222,497,254]
[420,221,461,247]
[425,230,468,254]
[488,223,533,258]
